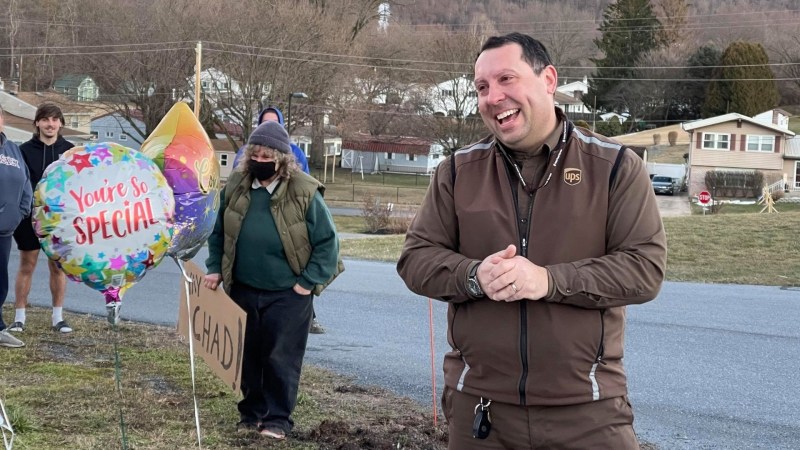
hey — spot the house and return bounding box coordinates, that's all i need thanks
[91,111,147,148]
[427,75,477,118]
[211,138,242,182]
[14,90,107,133]
[682,110,796,196]
[556,76,593,120]
[53,74,100,102]
[341,134,444,175]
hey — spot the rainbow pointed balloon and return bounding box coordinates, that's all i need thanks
[140,102,221,260]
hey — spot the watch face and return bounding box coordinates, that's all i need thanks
[468,277,483,296]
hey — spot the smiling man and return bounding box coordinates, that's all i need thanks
[397,33,667,449]
[10,103,75,335]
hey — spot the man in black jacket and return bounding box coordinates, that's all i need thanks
[9,103,75,334]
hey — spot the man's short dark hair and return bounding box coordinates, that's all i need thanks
[478,32,553,74]
[34,103,66,127]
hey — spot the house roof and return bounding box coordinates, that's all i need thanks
[210,138,241,152]
[53,74,93,89]
[93,109,145,122]
[14,90,106,115]
[681,113,795,136]
[213,121,243,138]
[343,135,432,155]
[554,91,580,105]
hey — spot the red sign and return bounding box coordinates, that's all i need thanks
[698,191,712,205]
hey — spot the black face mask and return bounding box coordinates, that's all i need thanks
[250,161,277,181]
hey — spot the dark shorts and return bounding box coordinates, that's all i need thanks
[13,217,41,252]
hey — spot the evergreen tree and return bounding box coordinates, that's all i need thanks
[585,0,662,114]
[703,41,778,117]
[667,45,720,121]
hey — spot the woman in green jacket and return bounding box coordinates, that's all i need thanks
[203,121,340,440]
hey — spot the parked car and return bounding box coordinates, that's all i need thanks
[651,175,675,195]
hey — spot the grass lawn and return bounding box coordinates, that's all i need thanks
[0,310,445,449]
[339,211,800,286]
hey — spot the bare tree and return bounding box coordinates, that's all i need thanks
[81,0,196,141]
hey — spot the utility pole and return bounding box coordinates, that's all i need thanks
[194,41,202,118]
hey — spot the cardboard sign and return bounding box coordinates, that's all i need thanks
[177,260,246,392]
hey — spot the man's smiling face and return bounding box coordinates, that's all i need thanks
[474,43,557,151]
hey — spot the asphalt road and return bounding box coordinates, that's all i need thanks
[8,248,800,449]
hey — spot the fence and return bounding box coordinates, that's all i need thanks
[323,183,428,205]
[310,168,432,187]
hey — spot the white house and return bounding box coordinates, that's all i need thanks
[427,75,478,118]
[341,135,444,175]
[556,76,591,115]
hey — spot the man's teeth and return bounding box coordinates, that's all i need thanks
[496,109,519,120]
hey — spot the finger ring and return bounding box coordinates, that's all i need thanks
[511,283,518,293]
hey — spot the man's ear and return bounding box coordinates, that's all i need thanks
[543,65,558,95]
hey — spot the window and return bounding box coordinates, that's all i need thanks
[119,133,127,141]
[702,132,729,150]
[468,91,477,98]
[441,89,453,97]
[386,152,394,160]
[746,135,774,153]
[406,154,417,161]
[70,117,79,128]
[105,131,114,138]
[218,154,229,167]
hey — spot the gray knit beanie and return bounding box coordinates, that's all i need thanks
[248,121,291,154]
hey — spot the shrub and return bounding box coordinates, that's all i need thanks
[361,194,391,233]
[704,169,765,198]
[574,120,590,129]
[652,133,662,145]
[668,131,678,146]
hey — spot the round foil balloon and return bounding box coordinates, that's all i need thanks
[140,102,220,260]
[33,143,175,305]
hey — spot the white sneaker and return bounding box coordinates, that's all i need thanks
[0,330,25,348]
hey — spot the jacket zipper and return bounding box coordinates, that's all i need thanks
[594,309,607,365]
[517,190,535,405]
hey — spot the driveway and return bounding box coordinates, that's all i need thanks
[656,192,691,217]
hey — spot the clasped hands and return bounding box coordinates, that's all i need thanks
[476,244,549,302]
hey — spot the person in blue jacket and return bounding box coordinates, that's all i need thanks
[233,107,309,174]
[0,105,31,348]
[233,107,326,334]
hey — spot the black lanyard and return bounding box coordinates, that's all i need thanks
[500,120,571,192]
[496,120,572,257]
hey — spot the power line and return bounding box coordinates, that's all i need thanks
[404,8,800,27]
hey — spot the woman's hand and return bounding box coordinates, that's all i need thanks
[203,273,222,290]
[293,283,311,296]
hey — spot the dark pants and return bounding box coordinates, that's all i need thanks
[442,386,640,449]
[0,235,11,330]
[231,283,313,433]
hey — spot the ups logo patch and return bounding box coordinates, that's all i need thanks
[564,168,582,186]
